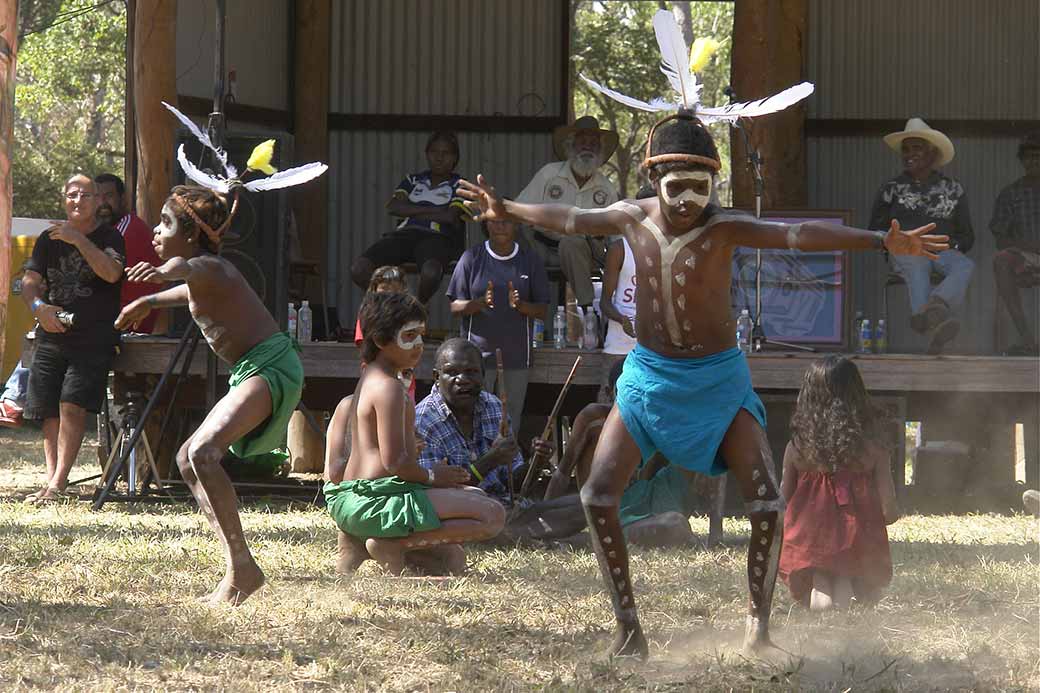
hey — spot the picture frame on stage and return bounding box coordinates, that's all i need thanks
[729,209,854,351]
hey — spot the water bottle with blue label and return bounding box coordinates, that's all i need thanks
[532,319,544,348]
[858,319,873,354]
[875,319,887,353]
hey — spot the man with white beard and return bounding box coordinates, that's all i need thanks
[517,116,619,314]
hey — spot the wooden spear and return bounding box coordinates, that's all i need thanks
[519,355,582,498]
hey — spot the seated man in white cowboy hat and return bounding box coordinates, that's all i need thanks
[869,117,975,354]
[516,116,620,316]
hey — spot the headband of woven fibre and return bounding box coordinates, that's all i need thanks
[643,112,721,173]
[168,185,238,250]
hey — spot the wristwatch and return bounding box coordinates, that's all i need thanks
[426,467,434,485]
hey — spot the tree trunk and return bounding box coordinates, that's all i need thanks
[671,1,694,47]
[730,0,808,210]
[0,0,18,377]
[292,0,330,302]
[133,0,176,225]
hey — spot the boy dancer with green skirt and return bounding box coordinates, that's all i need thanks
[116,185,303,605]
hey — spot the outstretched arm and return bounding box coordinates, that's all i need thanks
[115,284,190,330]
[125,255,222,285]
[722,216,949,259]
[457,174,625,238]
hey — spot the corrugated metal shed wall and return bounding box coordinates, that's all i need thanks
[175,0,290,111]
[328,0,565,332]
[330,0,562,116]
[806,0,1040,354]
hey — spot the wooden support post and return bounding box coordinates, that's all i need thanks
[0,0,17,374]
[292,0,330,302]
[730,0,808,209]
[133,0,177,225]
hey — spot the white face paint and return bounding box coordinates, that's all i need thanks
[155,202,180,238]
[396,321,425,351]
[660,170,713,208]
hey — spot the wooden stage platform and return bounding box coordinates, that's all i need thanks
[22,336,1040,500]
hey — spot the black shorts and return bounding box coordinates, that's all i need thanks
[24,339,115,420]
[361,229,461,270]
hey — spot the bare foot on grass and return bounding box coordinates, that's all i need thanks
[206,562,266,605]
[365,537,407,575]
[336,531,370,574]
[405,544,467,576]
[609,621,649,661]
[742,615,780,655]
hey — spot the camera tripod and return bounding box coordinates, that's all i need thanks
[92,391,167,506]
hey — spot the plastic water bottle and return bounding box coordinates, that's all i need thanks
[582,310,600,350]
[875,319,887,354]
[553,306,566,349]
[736,309,753,354]
[297,300,313,343]
[853,310,865,344]
[531,318,544,348]
[287,302,297,339]
[858,319,873,354]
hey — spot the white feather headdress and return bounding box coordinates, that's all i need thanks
[163,101,328,194]
[580,10,814,125]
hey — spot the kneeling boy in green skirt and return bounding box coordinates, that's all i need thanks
[323,292,505,575]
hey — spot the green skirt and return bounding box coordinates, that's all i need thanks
[324,476,442,538]
[228,331,304,459]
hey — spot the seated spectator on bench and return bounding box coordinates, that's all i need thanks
[324,293,505,576]
[544,360,725,547]
[0,361,30,428]
[415,338,588,543]
[991,133,1040,355]
[448,218,549,432]
[516,116,619,314]
[870,118,974,355]
[351,132,469,304]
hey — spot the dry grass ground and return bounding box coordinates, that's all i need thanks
[0,426,1037,692]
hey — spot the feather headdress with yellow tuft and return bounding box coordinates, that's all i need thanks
[580,10,814,124]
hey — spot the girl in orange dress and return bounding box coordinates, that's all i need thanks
[779,355,901,611]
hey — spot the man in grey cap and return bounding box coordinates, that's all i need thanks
[870,117,974,354]
[516,116,620,315]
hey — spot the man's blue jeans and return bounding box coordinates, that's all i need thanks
[1,360,29,406]
[890,249,975,315]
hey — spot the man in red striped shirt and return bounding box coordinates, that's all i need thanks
[95,173,164,333]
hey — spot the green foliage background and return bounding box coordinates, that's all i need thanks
[14,0,126,219]
[572,1,734,201]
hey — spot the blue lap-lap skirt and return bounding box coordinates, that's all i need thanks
[615,344,767,476]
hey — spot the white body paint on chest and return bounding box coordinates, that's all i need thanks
[396,321,424,350]
[612,201,720,347]
[660,170,713,208]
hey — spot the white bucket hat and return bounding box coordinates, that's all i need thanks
[884,117,955,167]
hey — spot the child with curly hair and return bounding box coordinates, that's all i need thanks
[780,355,901,611]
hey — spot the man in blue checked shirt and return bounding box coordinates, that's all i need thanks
[415,339,588,541]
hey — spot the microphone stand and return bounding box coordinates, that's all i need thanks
[728,89,814,354]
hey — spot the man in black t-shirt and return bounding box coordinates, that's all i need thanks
[21,174,125,504]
